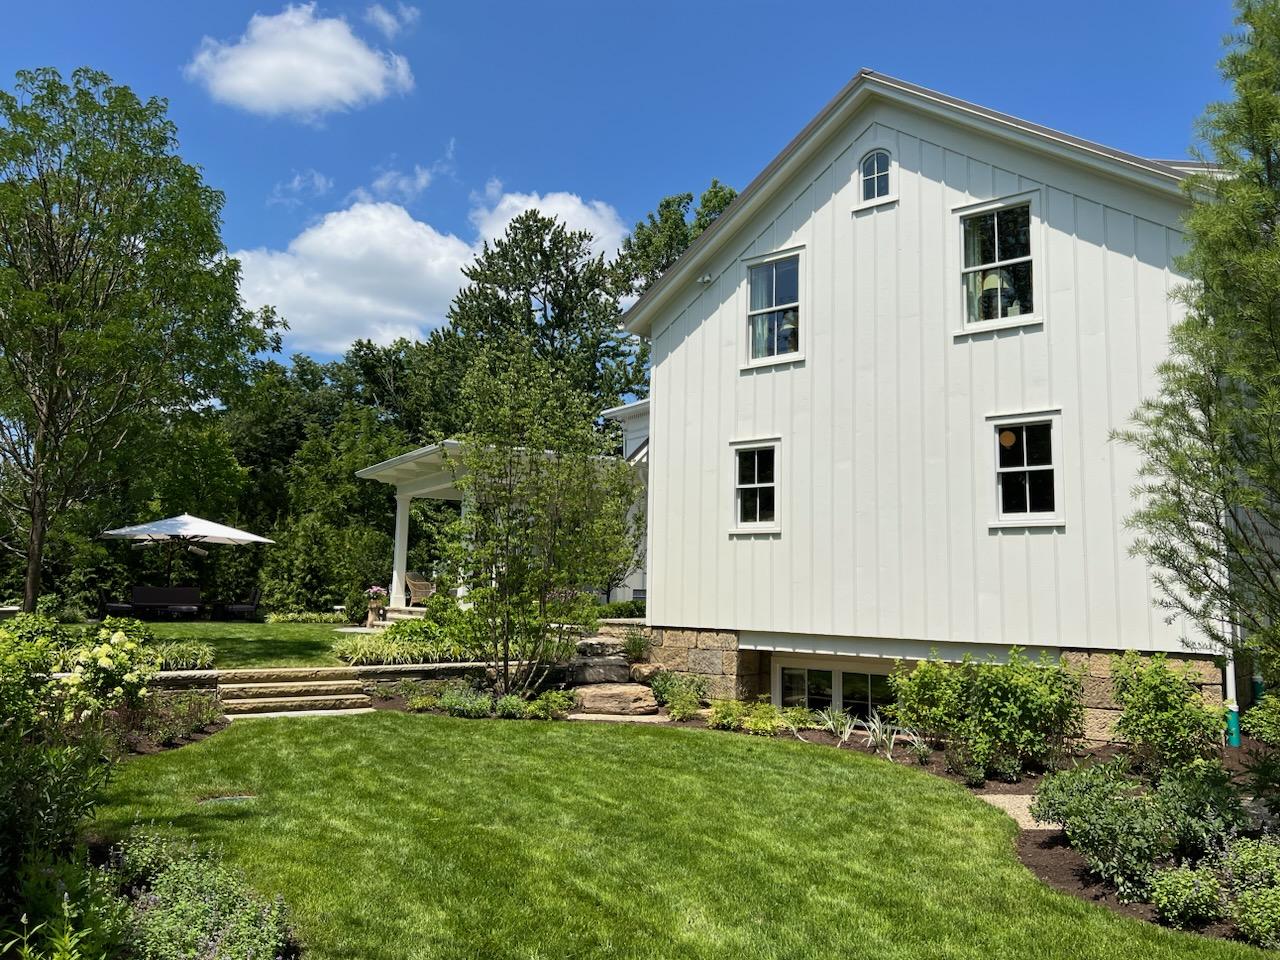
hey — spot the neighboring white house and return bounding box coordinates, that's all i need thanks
[618,69,1226,726]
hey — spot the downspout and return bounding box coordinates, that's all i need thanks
[1226,621,1241,748]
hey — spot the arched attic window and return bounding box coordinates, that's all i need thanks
[860,149,890,202]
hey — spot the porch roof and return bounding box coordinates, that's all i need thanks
[354,439,464,501]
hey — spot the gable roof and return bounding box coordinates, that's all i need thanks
[623,69,1194,338]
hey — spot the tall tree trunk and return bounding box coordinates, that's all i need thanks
[23,498,46,612]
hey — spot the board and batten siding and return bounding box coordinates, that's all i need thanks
[646,99,1191,655]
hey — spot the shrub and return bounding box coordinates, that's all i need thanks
[1221,837,1280,896]
[1148,866,1224,928]
[1233,885,1280,949]
[815,706,857,745]
[597,599,645,619]
[99,617,153,643]
[706,699,747,731]
[740,700,784,736]
[439,685,492,718]
[136,693,224,746]
[527,689,577,720]
[5,612,67,648]
[130,851,292,960]
[494,694,528,719]
[1243,694,1280,747]
[1111,651,1223,772]
[650,671,707,706]
[664,687,701,722]
[621,627,651,662]
[14,854,132,958]
[1152,762,1245,862]
[890,649,1082,780]
[147,640,214,671]
[781,706,817,733]
[1244,747,1280,819]
[57,629,159,720]
[264,611,347,624]
[1032,758,1170,900]
[888,656,963,740]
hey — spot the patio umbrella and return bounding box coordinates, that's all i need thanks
[102,513,273,584]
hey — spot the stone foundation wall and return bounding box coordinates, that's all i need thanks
[1061,649,1223,742]
[648,626,768,700]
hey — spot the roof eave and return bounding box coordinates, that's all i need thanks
[622,69,1189,339]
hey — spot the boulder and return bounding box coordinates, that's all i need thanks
[571,655,631,685]
[630,662,661,683]
[573,682,659,715]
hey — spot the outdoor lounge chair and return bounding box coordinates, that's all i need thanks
[405,571,436,606]
[221,588,260,620]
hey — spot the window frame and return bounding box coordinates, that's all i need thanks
[773,655,895,716]
[742,247,805,369]
[853,147,897,211]
[985,409,1066,529]
[951,190,1044,337]
[729,437,782,536]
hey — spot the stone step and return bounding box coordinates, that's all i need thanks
[575,637,626,657]
[570,655,631,685]
[223,693,373,715]
[572,682,659,716]
[217,666,360,685]
[384,606,427,621]
[219,679,366,700]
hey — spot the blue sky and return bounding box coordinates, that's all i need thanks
[1,1,1233,356]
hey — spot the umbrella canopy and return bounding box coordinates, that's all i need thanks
[101,513,274,545]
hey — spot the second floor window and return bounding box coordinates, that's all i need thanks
[962,202,1032,324]
[748,254,799,360]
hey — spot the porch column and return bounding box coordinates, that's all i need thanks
[390,491,412,608]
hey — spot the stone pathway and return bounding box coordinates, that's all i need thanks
[976,793,1047,829]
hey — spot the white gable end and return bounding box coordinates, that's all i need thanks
[644,93,1190,655]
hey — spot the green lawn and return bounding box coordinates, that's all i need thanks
[93,715,1265,960]
[147,621,344,668]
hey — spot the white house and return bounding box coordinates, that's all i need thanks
[618,69,1226,726]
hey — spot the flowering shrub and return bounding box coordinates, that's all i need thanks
[59,630,159,720]
[366,585,388,601]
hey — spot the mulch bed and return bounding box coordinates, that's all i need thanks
[125,719,229,755]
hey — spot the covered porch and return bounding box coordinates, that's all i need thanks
[354,440,464,609]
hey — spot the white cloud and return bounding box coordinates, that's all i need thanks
[268,168,333,206]
[235,184,627,353]
[469,178,628,257]
[185,3,413,120]
[370,164,433,201]
[365,2,419,38]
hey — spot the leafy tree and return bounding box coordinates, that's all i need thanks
[0,67,278,609]
[616,179,736,297]
[447,209,647,413]
[1119,1,1280,667]
[442,341,644,694]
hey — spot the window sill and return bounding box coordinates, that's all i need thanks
[729,525,782,537]
[852,194,898,214]
[741,353,805,372]
[988,518,1065,530]
[953,317,1043,339]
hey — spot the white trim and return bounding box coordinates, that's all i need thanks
[985,410,1066,529]
[741,247,805,370]
[771,653,896,713]
[949,189,1045,336]
[729,437,782,536]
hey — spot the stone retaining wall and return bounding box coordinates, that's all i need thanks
[647,626,768,700]
[1061,649,1223,742]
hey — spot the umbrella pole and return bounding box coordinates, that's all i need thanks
[166,542,174,587]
